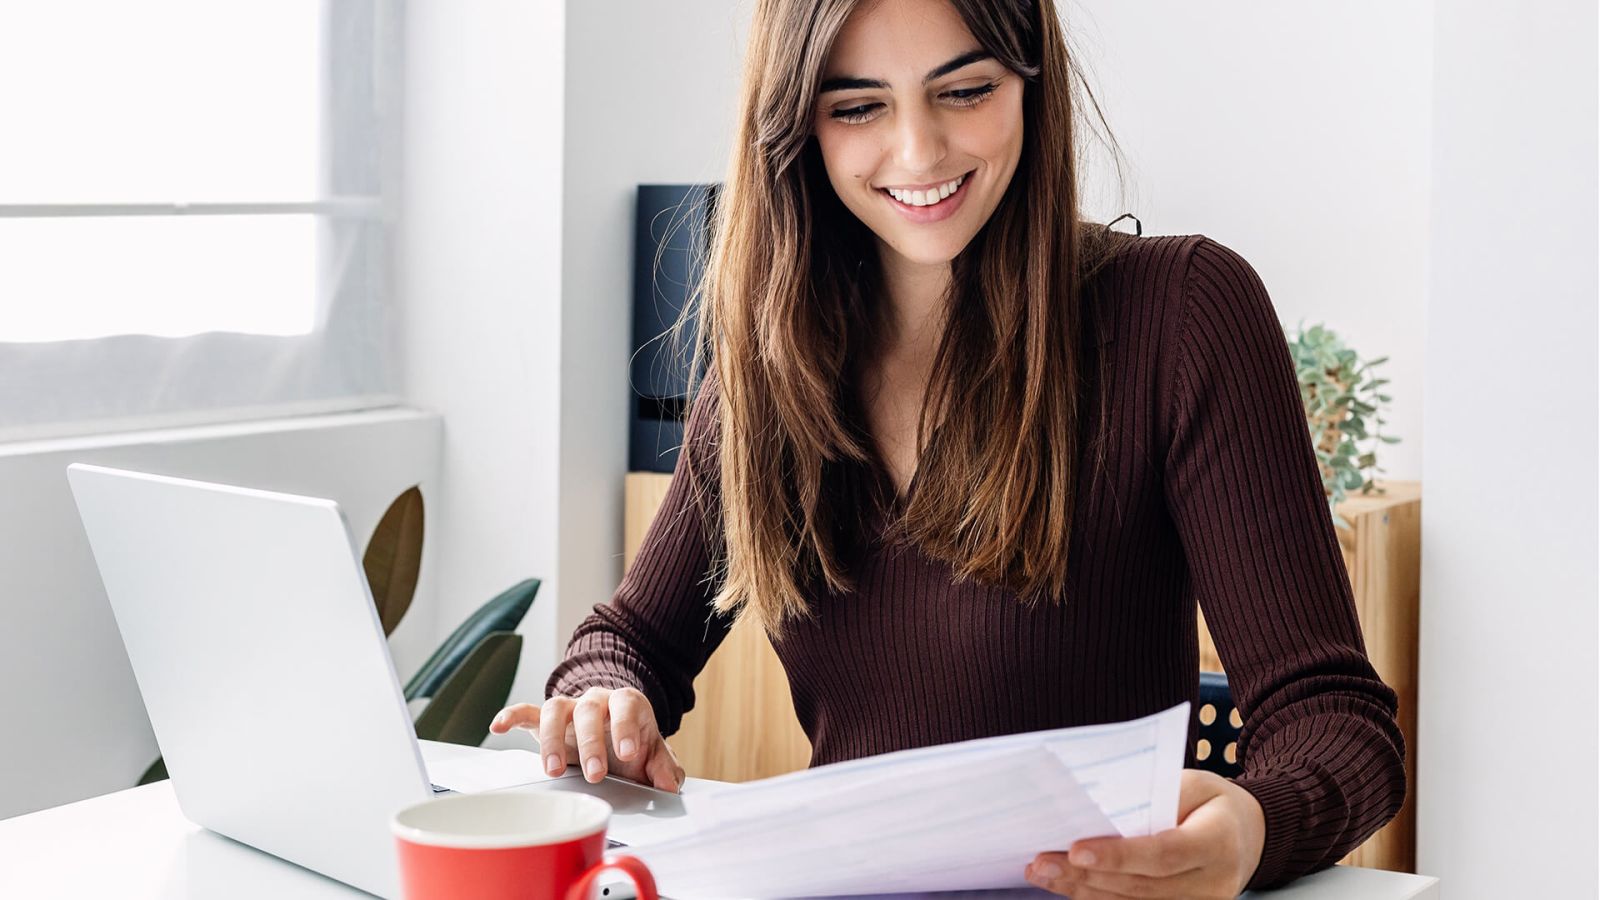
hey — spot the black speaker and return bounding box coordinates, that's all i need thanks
[630,183,718,472]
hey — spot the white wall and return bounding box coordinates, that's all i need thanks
[0,410,442,820]
[1417,1,1598,895]
[396,0,569,743]
[1072,0,1432,482]
[554,2,753,662]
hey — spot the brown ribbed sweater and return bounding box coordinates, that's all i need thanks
[548,233,1406,891]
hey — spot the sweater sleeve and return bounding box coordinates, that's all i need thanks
[1161,237,1407,890]
[544,370,735,737]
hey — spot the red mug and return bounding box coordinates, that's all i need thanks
[391,790,658,900]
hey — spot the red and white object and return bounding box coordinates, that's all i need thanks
[392,792,658,900]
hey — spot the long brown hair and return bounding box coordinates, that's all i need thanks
[675,0,1133,635]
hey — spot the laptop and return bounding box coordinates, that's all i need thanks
[66,463,674,898]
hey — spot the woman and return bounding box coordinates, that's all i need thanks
[492,0,1406,895]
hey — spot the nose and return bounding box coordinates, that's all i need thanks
[892,102,948,179]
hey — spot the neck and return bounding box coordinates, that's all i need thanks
[875,243,952,364]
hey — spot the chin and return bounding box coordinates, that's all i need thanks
[902,247,962,266]
[876,231,973,267]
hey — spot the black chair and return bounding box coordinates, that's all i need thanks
[1193,671,1244,778]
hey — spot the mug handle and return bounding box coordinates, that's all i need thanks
[564,854,658,900]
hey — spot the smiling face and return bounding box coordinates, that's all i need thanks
[812,0,1025,271]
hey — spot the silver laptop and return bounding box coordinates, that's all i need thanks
[65,463,659,899]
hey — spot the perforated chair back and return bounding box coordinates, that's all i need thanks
[1194,671,1244,778]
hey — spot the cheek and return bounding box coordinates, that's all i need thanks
[816,130,878,195]
[973,97,1024,163]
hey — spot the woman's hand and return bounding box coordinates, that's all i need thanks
[489,686,686,793]
[1024,769,1266,899]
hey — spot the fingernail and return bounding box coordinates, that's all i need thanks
[1070,848,1097,867]
[545,755,561,775]
[618,738,636,757]
[491,712,506,728]
[1035,861,1062,879]
[584,757,603,779]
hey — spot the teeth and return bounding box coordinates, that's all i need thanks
[887,174,965,207]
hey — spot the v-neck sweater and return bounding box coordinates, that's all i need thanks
[547,233,1407,891]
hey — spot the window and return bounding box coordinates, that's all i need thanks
[0,0,400,441]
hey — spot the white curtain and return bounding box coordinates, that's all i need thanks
[0,0,401,441]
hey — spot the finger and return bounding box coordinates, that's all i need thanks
[1025,855,1081,895]
[563,722,581,762]
[607,688,652,762]
[1048,887,1139,900]
[489,702,540,735]
[1076,865,1218,898]
[1068,829,1206,878]
[1024,861,1142,900]
[662,739,686,787]
[644,743,684,793]
[570,690,614,783]
[538,696,575,776]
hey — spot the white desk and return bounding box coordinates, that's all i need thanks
[0,769,1439,899]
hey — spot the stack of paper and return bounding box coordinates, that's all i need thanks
[628,702,1190,898]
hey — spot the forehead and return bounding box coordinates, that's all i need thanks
[823,0,980,78]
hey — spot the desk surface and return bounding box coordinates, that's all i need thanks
[1,768,1440,900]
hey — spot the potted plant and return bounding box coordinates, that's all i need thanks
[1289,321,1402,529]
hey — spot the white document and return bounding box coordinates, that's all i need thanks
[628,702,1190,899]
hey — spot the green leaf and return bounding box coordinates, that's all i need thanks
[364,486,425,637]
[405,578,540,701]
[413,631,523,746]
[1379,435,1402,444]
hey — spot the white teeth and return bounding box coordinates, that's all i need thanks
[887,174,965,208]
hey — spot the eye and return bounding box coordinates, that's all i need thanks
[944,82,998,107]
[824,80,999,126]
[830,102,881,124]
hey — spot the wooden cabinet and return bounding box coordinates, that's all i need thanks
[624,473,1421,873]
[623,473,812,783]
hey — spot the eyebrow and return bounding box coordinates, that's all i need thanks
[818,49,995,94]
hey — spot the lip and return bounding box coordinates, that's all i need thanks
[878,170,974,224]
